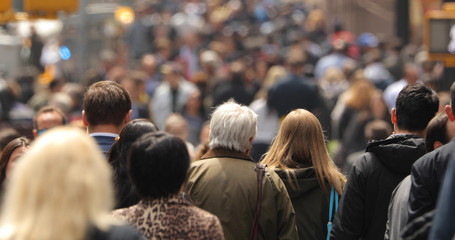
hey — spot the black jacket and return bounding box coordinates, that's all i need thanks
[267,74,319,118]
[330,134,426,240]
[407,138,455,225]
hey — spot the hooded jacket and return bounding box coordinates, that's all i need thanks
[330,134,426,240]
[274,167,336,240]
[184,148,298,240]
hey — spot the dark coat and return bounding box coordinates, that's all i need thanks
[87,224,144,240]
[267,74,320,118]
[274,167,336,240]
[330,134,426,240]
[407,138,455,225]
[184,148,298,240]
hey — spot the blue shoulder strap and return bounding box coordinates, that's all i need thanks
[329,186,335,221]
[327,186,339,240]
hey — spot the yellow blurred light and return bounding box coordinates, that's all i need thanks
[115,6,134,24]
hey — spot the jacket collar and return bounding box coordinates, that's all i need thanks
[200,148,254,162]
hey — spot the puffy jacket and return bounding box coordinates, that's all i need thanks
[184,148,298,240]
[274,167,340,240]
[330,134,426,240]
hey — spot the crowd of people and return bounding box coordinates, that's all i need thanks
[0,0,454,239]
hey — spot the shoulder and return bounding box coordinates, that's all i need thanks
[413,141,455,172]
[263,167,289,195]
[111,205,142,223]
[352,152,376,170]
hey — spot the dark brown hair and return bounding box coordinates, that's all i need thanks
[83,81,131,126]
[0,137,30,184]
[425,112,450,152]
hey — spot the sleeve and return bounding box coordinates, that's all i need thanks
[270,172,299,240]
[429,158,455,240]
[407,160,434,224]
[330,160,367,240]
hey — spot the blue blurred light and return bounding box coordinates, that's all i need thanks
[59,46,71,60]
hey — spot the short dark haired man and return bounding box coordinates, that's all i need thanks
[112,132,224,239]
[82,81,132,155]
[330,84,439,240]
[406,81,455,237]
[33,105,67,138]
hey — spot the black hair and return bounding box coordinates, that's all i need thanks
[107,119,158,208]
[128,132,190,199]
[395,84,439,132]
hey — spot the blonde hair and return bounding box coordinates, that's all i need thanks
[254,65,287,100]
[261,109,345,194]
[344,77,376,110]
[0,127,114,240]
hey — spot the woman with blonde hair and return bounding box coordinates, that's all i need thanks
[261,109,345,240]
[0,127,143,240]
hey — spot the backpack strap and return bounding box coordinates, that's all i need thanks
[327,186,339,240]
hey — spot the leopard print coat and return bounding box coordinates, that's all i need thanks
[112,193,224,240]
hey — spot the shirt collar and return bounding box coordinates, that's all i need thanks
[200,148,254,162]
[89,132,119,138]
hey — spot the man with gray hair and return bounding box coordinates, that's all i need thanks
[184,100,298,240]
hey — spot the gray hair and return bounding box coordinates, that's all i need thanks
[209,100,257,152]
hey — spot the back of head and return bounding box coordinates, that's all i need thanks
[364,120,393,142]
[209,100,257,152]
[262,109,345,194]
[395,84,439,132]
[164,113,188,141]
[263,109,325,168]
[425,112,450,152]
[129,132,189,199]
[108,119,158,168]
[83,81,131,127]
[0,137,30,184]
[0,129,20,152]
[0,127,113,240]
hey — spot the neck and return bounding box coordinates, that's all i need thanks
[88,124,123,135]
[393,127,425,138]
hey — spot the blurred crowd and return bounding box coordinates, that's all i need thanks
[0,0,447,167]
[0,1,454,239]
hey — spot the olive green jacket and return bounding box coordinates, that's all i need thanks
[184,148,298,240]
[274,167,334,240]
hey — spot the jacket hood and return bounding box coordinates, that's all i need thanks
[274,167,324,200]
[366,134,426,175]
